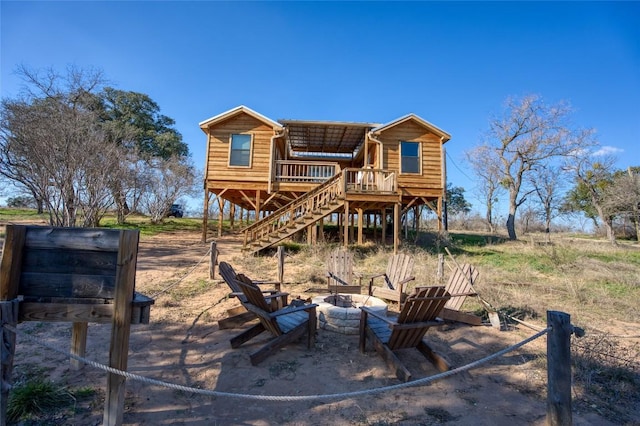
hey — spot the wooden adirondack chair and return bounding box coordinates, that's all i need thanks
[229,278,318,365]
[440,263,484,326]
[359,286,451,381]
[218,261,288,329]
[368,253,415,304]
[326,248,362,294]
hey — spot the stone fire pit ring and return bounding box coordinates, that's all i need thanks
[311,293,388,335]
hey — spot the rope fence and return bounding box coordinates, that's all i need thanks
[6,324,548,402]
[149,247,212,299]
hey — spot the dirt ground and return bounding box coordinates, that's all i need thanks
[5,227,637,425]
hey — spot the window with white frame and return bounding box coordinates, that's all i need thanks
[400,141,420,174]
[229,134,252,167]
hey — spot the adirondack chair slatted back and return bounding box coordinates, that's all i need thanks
[219,262,248,303]
[444,264,479,311]
[385,253,414,290]
[327,249,353,287]
[235,279,283,336]
[389,286,450,349]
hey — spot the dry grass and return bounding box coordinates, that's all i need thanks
[230,231,640,423]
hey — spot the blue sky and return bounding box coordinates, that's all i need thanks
[2,1,639,216]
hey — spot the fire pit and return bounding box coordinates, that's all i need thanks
[311,294,388,335]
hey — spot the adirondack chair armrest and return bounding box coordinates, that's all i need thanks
[368,273,387,293]
[368,272,386,283]
[270,303,318,318]
[263,291,289,298]
[398,275,416,286]
[229,292,244,298]
[360,306,394,325]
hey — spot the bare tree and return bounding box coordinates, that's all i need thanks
[466,144,504,233]
[139,156,197,223]
[471,95,594,240]
[528,163,567,241]
[0,66,119,226]
[2,65,191,227]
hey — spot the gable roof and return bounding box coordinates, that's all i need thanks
[371,113,451,143]
[199,105,283,132]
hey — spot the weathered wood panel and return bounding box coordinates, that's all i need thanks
[17,292,153,324]
[24,227,121,251]
[19,246,118,298]
[22,249,117,275]
[19,272,116,298]
[18,302,115,323]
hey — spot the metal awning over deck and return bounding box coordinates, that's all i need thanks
[279,119,379,156]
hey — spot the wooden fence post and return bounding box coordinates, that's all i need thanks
[209,241,217,279]
[0,300,19,426]
[70,322,88,370]
[103,230,139,426]
[277,246,285,291]
[547,310,573,426]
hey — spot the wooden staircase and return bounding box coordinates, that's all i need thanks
[242,172,346,253]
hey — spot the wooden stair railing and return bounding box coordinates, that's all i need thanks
[242,172,346,253]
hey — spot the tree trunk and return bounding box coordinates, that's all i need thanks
[507,187,519,240]
[506,213,517,240]
[605,219,616,246]
[593,198,616,246]
[114,191,129,225]
[486,204,493,233]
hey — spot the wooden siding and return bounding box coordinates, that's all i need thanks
[202,109,447,219]
[378,120,443,196]
[205,113,275,184]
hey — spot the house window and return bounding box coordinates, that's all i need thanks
[400,141,420,174]
[229,134,252,167]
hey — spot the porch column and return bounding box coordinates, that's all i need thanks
[202,189,210,243]
[357,208,364,245]
[255,190,262,222]
[343,201,350,248]
[393,202,400,254]
[349,211,355,243]
[438,196,443,232]
[217,197,225,237]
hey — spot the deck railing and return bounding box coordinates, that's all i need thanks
[275,160,340,183]
[343,168,397,193]
[244,172,345,246]
[243,168,398,249]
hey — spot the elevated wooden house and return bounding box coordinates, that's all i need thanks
[199,106,451,253]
